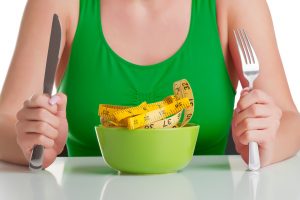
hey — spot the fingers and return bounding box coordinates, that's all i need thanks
[238,129,276,146]
[16,119,59,161]
[16,108,60,129]
[234,117,272,138]
[236,89,273,112]
[234,104,272,126]
[15,92,68,162]
[232,111,279,149]
[16,121,59,139]
[233,88,282,139]
[232,89,282,166]
[23,92,67,115]
[17,132,55,160]
[18,133,55,149]
[24,94,57,114]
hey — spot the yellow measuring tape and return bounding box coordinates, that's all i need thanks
[98,79,194,130]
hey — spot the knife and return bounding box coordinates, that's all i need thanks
[29,14,62,171]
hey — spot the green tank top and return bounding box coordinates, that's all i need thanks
[57,0,236,156]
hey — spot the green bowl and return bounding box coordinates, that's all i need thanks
[95,123,199,174]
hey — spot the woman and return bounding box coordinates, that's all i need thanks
[0,0,299,168]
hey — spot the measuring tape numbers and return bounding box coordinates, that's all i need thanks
[98,79,195,130]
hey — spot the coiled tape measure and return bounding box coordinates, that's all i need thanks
[98,79,194,130]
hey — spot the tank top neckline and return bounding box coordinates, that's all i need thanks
[96,0,195,70]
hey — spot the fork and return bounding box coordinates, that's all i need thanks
[234,29,260,171]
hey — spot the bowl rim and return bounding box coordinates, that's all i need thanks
[95,123,200,131]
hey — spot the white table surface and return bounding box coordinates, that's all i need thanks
[1,155,300,200]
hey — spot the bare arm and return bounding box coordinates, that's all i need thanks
[0,0,69,164]
[227,0,300,165]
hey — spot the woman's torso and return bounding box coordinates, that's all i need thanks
[57,0,236,156]
[57,0,237,87]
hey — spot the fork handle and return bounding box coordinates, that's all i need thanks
[249,141,260,170]
[247,85,260,171]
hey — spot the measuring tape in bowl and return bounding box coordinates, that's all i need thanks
[98,79,194,130]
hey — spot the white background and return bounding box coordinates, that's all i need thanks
[0,1,299,109]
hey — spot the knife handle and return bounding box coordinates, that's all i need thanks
[29,145,44,171]
[248,141,260,171]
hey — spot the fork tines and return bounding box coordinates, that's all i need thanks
[233,29,259,66]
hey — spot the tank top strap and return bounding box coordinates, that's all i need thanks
[192,0,218,18]
[74,0,101,44]
[189,0,219,39]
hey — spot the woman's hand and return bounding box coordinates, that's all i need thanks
[16,93,68,168]
[232,88,282,167]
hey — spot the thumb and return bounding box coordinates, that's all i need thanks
[49,93,67,118]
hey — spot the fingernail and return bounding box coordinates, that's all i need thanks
[49,95,60,105]
[236,107,240,113]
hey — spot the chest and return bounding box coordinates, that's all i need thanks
[60,0,237,89]
[100,0,191,66]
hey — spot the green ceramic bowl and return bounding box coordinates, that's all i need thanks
[95,123,199,174]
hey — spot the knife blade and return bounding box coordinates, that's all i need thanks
[29,14,62,171]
